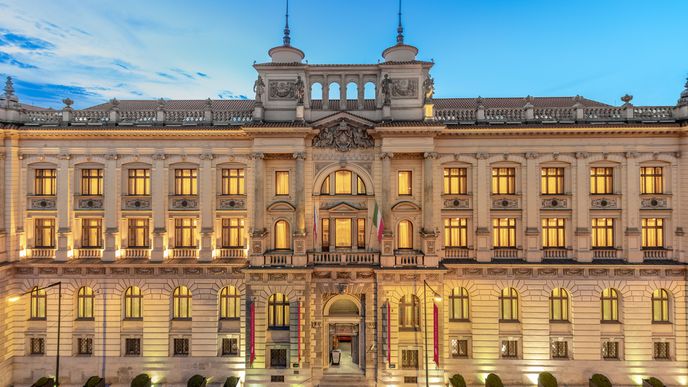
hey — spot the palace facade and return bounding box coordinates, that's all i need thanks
[0,23,687,387]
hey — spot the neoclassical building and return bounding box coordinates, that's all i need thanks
[0,21,687,387]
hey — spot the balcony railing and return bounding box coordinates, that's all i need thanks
[592,249,619,259]
[444,247,472,259]
[122,248,150,259]
[642,248,670,260]
[394,250,425,266]
[542,248,570,259]
[493,248,521,259]
[171,248,198,259]
[75,248,103,259]
[308,251,379,265]
[262,252,293,266]
[28,248,55,259]
[216,248,247,259]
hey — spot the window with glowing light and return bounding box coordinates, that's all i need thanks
[219,286,240,320]
[492,167,516,194]
[640,166,663,194]
[541,167,564,194]
[29,287,47,320]
[652,288,670,323]
[127,169,150,195]
[77,286,94,320]
[499,287,519,321]
[444,167,467,194]
[123,286,142,320]
[174,168,197,195]
[642,218,664,248]
[399,295,420,330]
[449,287,470,321]
[549,288,569,322]
[34,169,56,196]
[172,286,192,319]
[221,168,245,195]
[80,168,103,195]
[267,293,289,329]
[600,288,619,322]
[590,167,613,194]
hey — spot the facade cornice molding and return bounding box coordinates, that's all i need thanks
[439,125,682,138]
[11,128,251,140]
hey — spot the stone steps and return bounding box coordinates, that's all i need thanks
[318,372,369,387]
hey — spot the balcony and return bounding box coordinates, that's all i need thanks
[171,248,198,259]
[216,248,247,259]
[642,248,671,260]
[122,248,150,259]
[75,248,103,259]
[261,251,294,266]
[542,248,570,259]
[394,250,426,266]
[28,248,55,259]
[307,251,379,265]
[492,248,521,259]
[444,247,473,259]
[592,248,619,259]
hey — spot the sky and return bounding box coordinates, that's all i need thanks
[0,0,686,109]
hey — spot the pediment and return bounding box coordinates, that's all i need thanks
[312,116,375,152]
[311,112,375,129]
[267,201,296,212]
[391,201,421,212]
[320,201,366,212]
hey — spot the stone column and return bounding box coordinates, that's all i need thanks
[574,152,592,262]
[475,153,491,262]
[339,81,346,110]
[250,153,267,260]
[199,152,214,262]
[3,136,20,261]
[357,78,364,110]
[102,153,119,262]
[55,153,72,261]
[624,153,642,262]
[150,152,167,262]
[524,152,541,262]
[322,83,330,110]
[422,152,439,265]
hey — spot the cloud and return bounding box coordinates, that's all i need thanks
[171,68,194,80]
[0,29,54,50]
[2,74,100,108]
[217,90,248,100]
[156,72,176,80]
[0,52,37,69]
[196,72,208,78]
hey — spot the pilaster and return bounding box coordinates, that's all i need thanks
[575,152,592,262]
[475,153,491,262]
[102,153,119,262]
[151,152,167,262]
[55,153,72,261]
[199,152,214,262]
[524,152,541,262]
[624,153,642,262]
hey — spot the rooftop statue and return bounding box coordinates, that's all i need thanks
[253,75,265,102]
[423,76,435,103]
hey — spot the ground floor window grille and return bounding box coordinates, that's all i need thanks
[401,349,419,369]
[551,340,568,359]
[270,348,288,368]
[654,342,670,360]
[501,340,518,358]
[125,338,141,356]
[77,337,93,355]
[222,338,239,356]
[602,341,618,359]
[450,338,469,358]
[30,337,45,355]
[173,338,190,356]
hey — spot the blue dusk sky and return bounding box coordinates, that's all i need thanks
[0,0,686,109]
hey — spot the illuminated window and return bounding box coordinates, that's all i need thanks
[399,295,420,330]
[174,218,197,248]
[274,220,290,250]
[124,286,142,319]
[642,218,664,248]
[221,168,245,195]
[590,167,613,194]
[654,342,670,360]
[541,167,564,194]
[500,288,519,321]
[80,169,103,195]
[172,286,192,319]
[652,289,670,323]
[174,169,197,195]
[81,218,102,248]
[221,218,245,248]
[30,287,47,320]
[602,341,619,359]
[542,218,566,248]
[127,169,150,195]
[127,218,149,248]
[397,220,413,249]
[600,288,619,322]
[501,340,518,358]
[335,219,352,248]
[335,170,352,194]
[450,338,469,358]
[592,218,614,248]
[321,219,330,251]
[551,340,568,359]
[219,286,240,320]
[443,168,467,194]
[449,287,469,321]
[320,176,330,194]
[34,218,55,248]
[275,171,289,196]
[268,293,289,329]
[493,218,516,248]
[397,171,412,195]
[34,169,56,196]
[444,218,468,248]
[357,219,366,249]
[491,167,516,194]
[640,166,663,194]
[549,288,569,321]
[77,286,94,320]
[357,176,366,194]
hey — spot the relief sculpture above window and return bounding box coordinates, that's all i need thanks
[312,120,374,152]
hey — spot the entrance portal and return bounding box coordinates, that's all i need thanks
[324,296,364,374]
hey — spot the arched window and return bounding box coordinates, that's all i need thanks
[310,82,323,101]
[357,176,366,194]
[397,220,413,249]
[651,289,670,323]
[363,82,376,99]
[320,170,367,196]
[77,286,94,320]
[328,82,340,101]
[346,82,358,100]
[219,286,240,320]
[124,286,142,319]
[449,287,470,321]
[268,293,289,329]
[30,287,47,320]
[320,176,330,194]
[500,288,519,321]
[600,288,619,322]
[549,288,569,321]
[173,286,192,319]
[274,220,291,250]
[335,170,352,194]
[399,295,420,330]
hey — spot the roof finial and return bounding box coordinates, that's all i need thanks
[4,76,15,97]
[283,0,291,46]
[396,0,404,45]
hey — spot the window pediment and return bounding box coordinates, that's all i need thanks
[392,201,421,212]
[267,201,295,212]
[321,201,366,213]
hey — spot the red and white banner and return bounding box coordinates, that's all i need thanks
[249,301,255,365]
[433,303,439,366]
[297,301,302,363]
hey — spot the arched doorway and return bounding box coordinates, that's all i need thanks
[324,295,364,373]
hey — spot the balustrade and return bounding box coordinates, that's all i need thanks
[308,251,379,265]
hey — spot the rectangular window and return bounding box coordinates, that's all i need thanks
[270,348,288,368]
[641,218,664,248]
[80,169,103,195]
[401,349,419,369]
[34,169,56,196]
[81,218,102,248]
[450,338,469,358]
[491,167,516,194]
[653,342,670,360]
[335,218,352,248]
[542,218,566,248]
[444,218,468,248]
[398,171,412,195]
[221,168,245,195]
[592,218,614,248]
[493,218,516,248]
[551,340,568,359]
[541,167,564,194]
[125,338,141,356]
[127,218,149,248]
[174,218,197,248]
[30,337,45,355]
[173,338,190,356]
[34,218,56,248]
[275,171,289,196]
[640,166,663,194]
[322,218,330,251]
[443,168,468,194]
[335,170,352,194]
[128,169,151,195]
[602,341,619,359]
[357,218,366,249]
[221,218,245,248]
[221,338,239,356]
[77,337,93,355]
[174,169,197,195]
[590,167,614,194]
[501,340,518,359]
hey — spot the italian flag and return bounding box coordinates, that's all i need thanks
[373,201,384,242]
